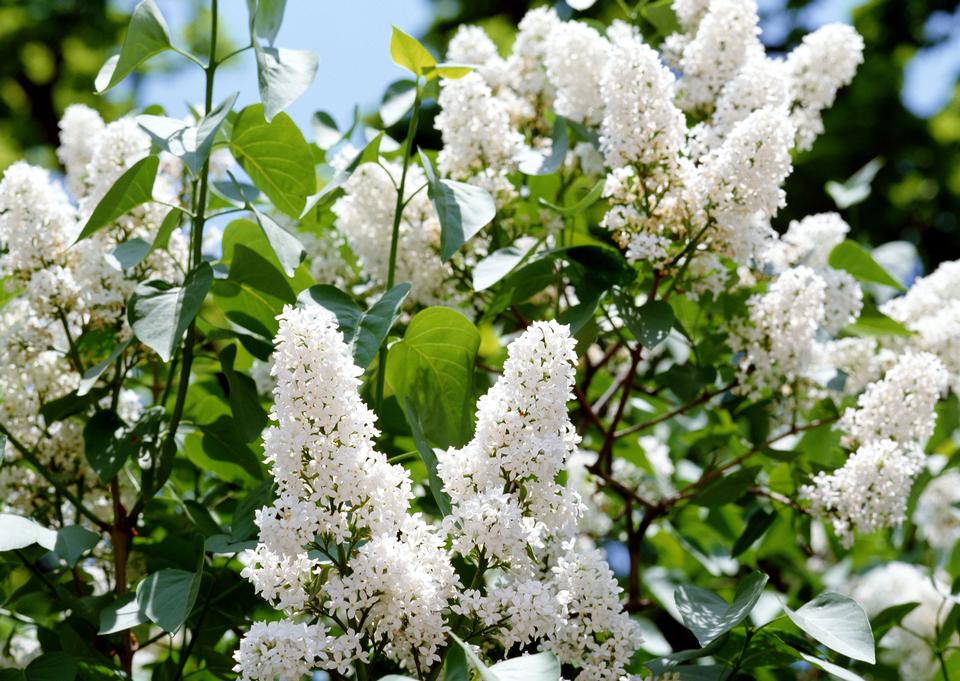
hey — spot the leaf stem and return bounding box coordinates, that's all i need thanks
[376,83,422,414]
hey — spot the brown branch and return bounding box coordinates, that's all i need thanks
[615,381,736,439]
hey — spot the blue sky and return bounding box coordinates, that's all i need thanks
[127,0,433,133]
[111,0,958,128]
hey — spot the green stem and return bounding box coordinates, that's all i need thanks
[375,83,422,414]
[157,0,218,503]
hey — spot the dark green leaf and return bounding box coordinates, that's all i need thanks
[204,534,257,555]
[473,239,537,292]
[128,262,213,362]
[518,117,568,176]
[796,652,865,681]
[616,294,675,348]
[136,568,203,633]
[255,44,319,122]
[220,344,268,442]
[828,240,905,290]
[148,207,183,256]
[198,417,265,480]
[444,641,469,681]
[77,156,159,241]
[231,480,274,542]
[54,526,99,567]
[386,307,480,448]
[0,514,56,551]
[784,592,876,663]
[24,652,77,681]
[402,398,452,516]
[137,92,238,174]
[98,593,149,635]
[419,149,496,261]
[83,411,128,482]
[77,339,131,397]
[229,104,316,217]
[731,507,775,557]
[674,572,768,646]
[691,466,761,507]
[95,0,171,92]
[312,110,342,149]
[111,238,151,270]
[249,206,305,277]
[870,601,920,639]
[299,283,411,370]
[354,284,411,368]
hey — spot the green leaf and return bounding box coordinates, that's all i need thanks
[450,633,560,681]
[136,568,203,633]
[77,339,131,397]
[229,104,316,217]
[784,592,876,664]
[538,178,605,216]
[870,601,920,639]
[95,0,171,93]
[0,514,56,551]
[473,239,537,291]
[731,507,775,557]
[488,653,561,681]
[204,534,257,555]
[616,294,675,348]
[845,301,912,337]
[518,116,568,176]
[137,92,238,174]
[419,149,496,261]
[641,0,681,36]
[250,0,287,43]
[83,411,128,482]
[128,262,213,362]
[312,110,342,149]
[23,653,77,681]
[220,344,268,443]
[402,398,452,516]
[300,283,412,369]
[825,157,883,210]
[796,652,865,681]
[301,131,383,214]
[54,526,99,567]
[386,307,480,448]
[98,593,149,635]
[422,62,474,80]
[110,238,151,270]
[198,417,266,481]
[249,206,305,277]
[390,26,436,76]
[76,156,159,241]
[380,80,417,127]
[674,572,768,647]
[148,207,183,256]
[255,44,319,122]
[231,480,274,542]
[444,641,469,681]
[691,466,761,507]
[828,240,905,290]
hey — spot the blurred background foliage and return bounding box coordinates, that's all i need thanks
[2,0,958,265]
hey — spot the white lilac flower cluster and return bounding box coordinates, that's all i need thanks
[0,105,189,517]
[914,468,960,551]
[849,562,956,679]
[801,352,949,546]
[434,2,863,268]
[236,311,642,681]
[328,147,461,306]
